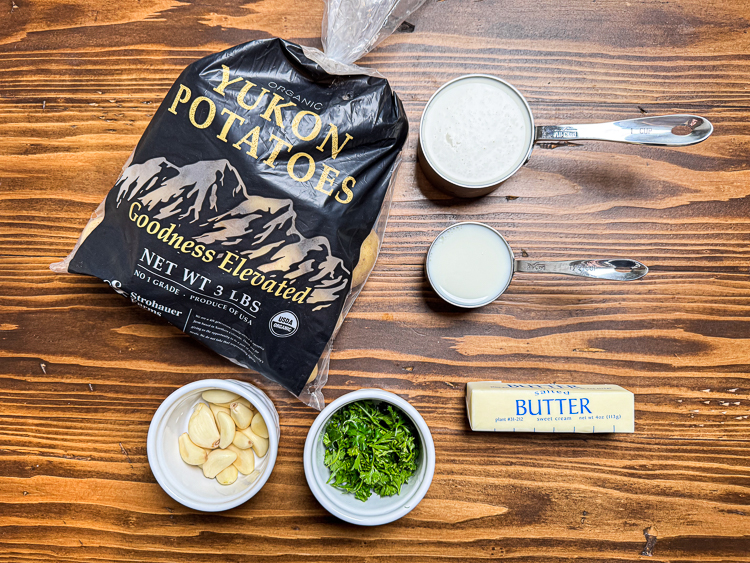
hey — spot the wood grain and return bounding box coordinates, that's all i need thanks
[1,0,749,561]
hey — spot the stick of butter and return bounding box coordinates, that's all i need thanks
[466,382,634,433]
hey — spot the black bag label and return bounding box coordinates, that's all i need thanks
[68,38,408,396]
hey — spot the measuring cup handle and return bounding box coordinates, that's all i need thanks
[534,115,712,147]
[514,259,648,281]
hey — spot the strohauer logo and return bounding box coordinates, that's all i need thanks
[269,311,299,338]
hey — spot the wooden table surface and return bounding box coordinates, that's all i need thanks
[1,0,749,561]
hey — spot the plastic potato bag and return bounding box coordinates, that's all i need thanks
[51,0,425,409]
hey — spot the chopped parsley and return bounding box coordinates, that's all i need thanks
[322,400,420,502]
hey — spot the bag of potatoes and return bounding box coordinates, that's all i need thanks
[50,0,425,409]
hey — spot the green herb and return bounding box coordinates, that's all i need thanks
[322,400,420,502]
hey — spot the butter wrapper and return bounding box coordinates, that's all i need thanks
[466,382,634,433]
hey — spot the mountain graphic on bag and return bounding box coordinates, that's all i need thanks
[115,156,350,310]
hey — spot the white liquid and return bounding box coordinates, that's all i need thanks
[421,76,532,186]
[427,223,514,307]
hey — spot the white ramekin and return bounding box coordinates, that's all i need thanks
[303,389,435,526]
[147,379,279,512]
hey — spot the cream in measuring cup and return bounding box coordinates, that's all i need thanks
[418,74,714,198]
[426,222,648,308]
[420,76,533,188]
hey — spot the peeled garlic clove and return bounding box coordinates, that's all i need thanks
[188,403,220,449]
[236,396,255,411]
[201,390,240,404]
[230,402,253,429]
[202,448,237,479]
[209,403,230,420]
[216,411,235,449]
[241,427,269,458]
[250,412,268,439]
[232,430,253,449]
[252,436,269,458]
[213,397,254,411]
[178,432,208,466]
[216,464,238,485]
[227,444,255,475]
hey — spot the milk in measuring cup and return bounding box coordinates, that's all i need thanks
[427,223,514,307]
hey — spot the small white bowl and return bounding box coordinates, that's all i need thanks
[303,389,435,526]
[147,379,279,512]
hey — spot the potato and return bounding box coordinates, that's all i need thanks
[307,364,318,384]
[78,215,104,244]
[351,231,379,288]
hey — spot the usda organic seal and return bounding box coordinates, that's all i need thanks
[269,311,299,338]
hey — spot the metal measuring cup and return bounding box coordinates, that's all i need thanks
[418,74,714,198]
[425,222,648,309]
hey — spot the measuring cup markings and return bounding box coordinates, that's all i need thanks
[515,258,648,281]
[534,115,712,146]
